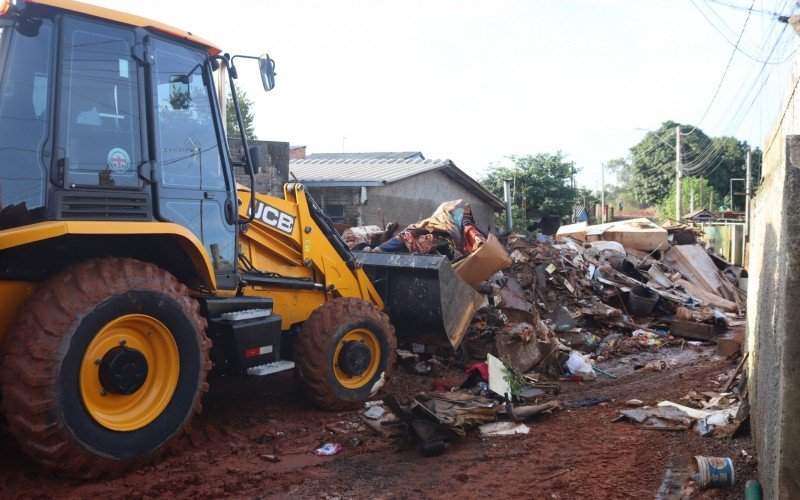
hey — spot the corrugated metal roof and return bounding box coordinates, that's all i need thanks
[289,158,504,210]
[290,158,450,184]
[304,151,424,161]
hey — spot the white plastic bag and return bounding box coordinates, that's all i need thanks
[566,351,596,380]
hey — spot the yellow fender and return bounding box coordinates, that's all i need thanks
[0,221,216,345]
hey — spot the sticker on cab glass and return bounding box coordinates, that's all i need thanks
[107,148,131,173]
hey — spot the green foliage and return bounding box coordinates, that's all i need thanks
[656,177,715,221]
[168,85,190,110]
[501,357,526,398]
[482,152,579,229]
[612,121,761,212]
[226,91,257,140]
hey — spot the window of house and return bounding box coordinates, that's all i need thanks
[325,204,345,222]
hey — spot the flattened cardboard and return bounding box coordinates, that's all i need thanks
[454,234,512,287]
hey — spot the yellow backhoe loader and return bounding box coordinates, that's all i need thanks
[0,0,481,477]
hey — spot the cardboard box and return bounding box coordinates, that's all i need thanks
[717,337,743,357]
[453,233,512,287]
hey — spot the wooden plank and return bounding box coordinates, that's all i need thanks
[677,279,738,312]
[670,319,715,341]
[663,244,733,300]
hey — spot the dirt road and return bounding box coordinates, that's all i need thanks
[0,345,754,498]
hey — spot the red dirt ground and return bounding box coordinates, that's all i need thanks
[0,346,755,498]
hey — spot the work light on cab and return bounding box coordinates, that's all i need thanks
[0,0,24,16]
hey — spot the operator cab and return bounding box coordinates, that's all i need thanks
[0,0,274,287]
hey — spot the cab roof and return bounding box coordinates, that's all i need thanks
[27,0,221,55]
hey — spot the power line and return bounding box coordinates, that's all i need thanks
[690,0,795,63]
[684,0,757,135]
[703,0,783,17]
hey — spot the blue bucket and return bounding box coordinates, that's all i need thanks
[695,456,735,488]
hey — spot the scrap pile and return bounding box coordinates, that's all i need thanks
[348,214,748,457]
[469,217,749,374]
[342,199,488,260]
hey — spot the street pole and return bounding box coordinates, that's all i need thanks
[744,148,752,267]
[503,179,513,233]
[676,126,682,222]
[601,163,606,222]
[690,185,695,213]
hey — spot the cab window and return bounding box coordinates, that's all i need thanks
[153,39,224,190]
[0,19,53,220]
[58,17,140,188]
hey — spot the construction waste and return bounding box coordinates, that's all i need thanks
[352,216,749,457]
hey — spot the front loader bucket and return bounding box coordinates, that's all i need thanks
[354,252,483,350]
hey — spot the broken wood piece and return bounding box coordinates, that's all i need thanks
[677,279,737,312]
[670,319,716,341]
[663,245,734,300]
[722,351,749,392]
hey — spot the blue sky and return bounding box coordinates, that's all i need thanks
[99,0,799,189]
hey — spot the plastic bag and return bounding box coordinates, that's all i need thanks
[313,443,343,456]
[566,351,596,380]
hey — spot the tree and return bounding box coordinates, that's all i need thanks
[226,91,257,140]
[657,177,716,221]
[482,152,579,229]
[617,121,760,211]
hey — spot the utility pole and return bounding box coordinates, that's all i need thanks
[690,185,695,213]
[710,191,714,211]
[601,163,606,222]
[503,179,513,233]
[744,147,752,266]
[676,126,683,221]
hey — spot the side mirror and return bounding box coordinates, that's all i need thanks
[259,54,276,92]
[246,145,262,174]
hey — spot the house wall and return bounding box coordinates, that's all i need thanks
[303,170,500,231]
[363,170,498,232]
[230,139,289,197]
[305,186,361,226]
[746,90,800,498]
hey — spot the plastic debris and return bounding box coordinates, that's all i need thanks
[313,443,343,456]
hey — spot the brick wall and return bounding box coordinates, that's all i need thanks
[290,146,306,160]
[305,186,361,226]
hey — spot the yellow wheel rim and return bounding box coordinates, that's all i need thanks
[332,328,380,389]
[80,314,179,432]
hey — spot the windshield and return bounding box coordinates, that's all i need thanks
[0,20,53,225]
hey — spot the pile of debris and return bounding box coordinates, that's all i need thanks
[470,217,748,375]
[344,212,748,457]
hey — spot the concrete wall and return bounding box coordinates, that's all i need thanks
[362,170,498,232]
[747,114,800,498]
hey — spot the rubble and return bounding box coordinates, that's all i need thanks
[363,216,749,460]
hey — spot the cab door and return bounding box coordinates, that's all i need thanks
[149,37,236,278]
[58,17,142,190]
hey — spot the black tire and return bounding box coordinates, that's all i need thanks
[294,298,396,410]
[0,258,211,478]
